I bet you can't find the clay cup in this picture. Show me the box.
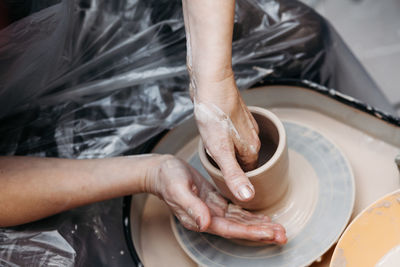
[198,106,289,210]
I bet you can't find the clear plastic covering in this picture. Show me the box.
[0,0,396,266]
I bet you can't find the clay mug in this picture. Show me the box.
[198,106,289,210]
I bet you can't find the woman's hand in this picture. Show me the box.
[0,154,286,244]
[0,153,282,243]
[192,73,261,203]
[182,0,260,202]
[145,155,287,244]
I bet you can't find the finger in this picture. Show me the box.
[231,127,260,172]
[171,182,211,232]
[204,190,228,217]
[185,162,215,194]
[212,149,255,202]
[224,213,268,225]
[225,204,271,224]
[227,204,266,220]
[173,209,198,231]
[239,98,259,134]
[208,217,282,243]
[186,165,228,216]
[230,111,260,172]
[268,223,287,245]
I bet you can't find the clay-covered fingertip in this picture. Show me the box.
[274,232,288,245]
[196,215,210,232]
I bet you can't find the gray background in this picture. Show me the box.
[302,0,400,115]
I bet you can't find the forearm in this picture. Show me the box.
[182,1,260,197]
[0,155,162,227]
[182,0,235,88]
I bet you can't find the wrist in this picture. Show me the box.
[192,75,241,118]
[192,71,238,101]
[191,64,234,85]
[191,62,233,82]
[142,154,175,196]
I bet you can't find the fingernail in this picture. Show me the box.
[196,216,202,230]
[238,185,254,200]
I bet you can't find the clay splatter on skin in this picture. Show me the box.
[187,208,193,217]
[186,31,193,71]
[194,99,240,139]
[194,99,257,159]
[205,191,226,211]
[177,212,198,230]
[249,144,258,155]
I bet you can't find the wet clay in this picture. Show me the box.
[199,106,289,210]
[253,112,279,167]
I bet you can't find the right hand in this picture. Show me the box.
[192,72,261,202]
[182,0,259,203]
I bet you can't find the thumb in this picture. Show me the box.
[174,183,211,232]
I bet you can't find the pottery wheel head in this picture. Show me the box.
[170,121,355,267]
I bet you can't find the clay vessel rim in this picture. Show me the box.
[198,106,287,179]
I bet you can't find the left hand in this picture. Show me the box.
[145,155,287,244]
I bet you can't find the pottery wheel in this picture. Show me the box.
[139,121,355,267]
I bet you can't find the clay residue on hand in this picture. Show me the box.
[193,98,257,167]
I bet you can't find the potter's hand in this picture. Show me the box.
[193,74,260,202]
[182,0,260,202]
[146,155,286,244]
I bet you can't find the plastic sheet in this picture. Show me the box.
[0,0,397,266]
[0,230,76,267]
